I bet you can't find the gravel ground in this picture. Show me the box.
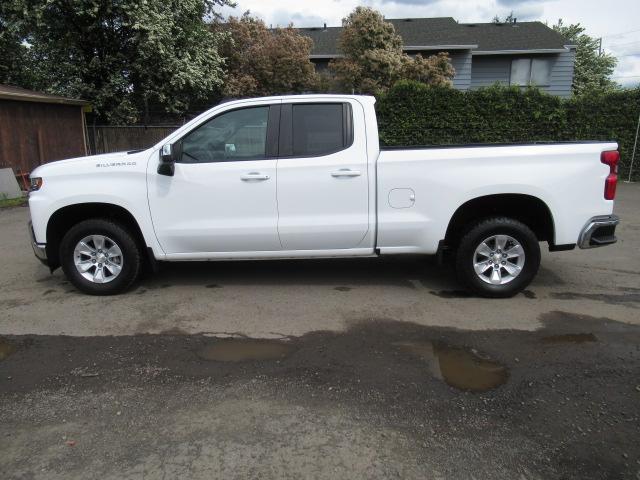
[0,183,639,479]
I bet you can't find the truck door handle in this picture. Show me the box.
[331,169,361,178]
[240,172,270,181]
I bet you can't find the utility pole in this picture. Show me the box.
[598,37,602,56]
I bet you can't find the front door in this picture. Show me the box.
[148,103,281,255]
[276,101,370,250]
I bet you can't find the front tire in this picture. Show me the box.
[455,217,540,298]
[60,219,141,295]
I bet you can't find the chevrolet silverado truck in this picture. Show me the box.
[28,94,620,297]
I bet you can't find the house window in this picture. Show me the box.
[530,58,552,85]
[510,59,531,85]
[510,58,553,86]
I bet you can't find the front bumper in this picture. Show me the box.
[28,221,48,265]
[577,215,620,249]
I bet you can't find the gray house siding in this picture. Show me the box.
[544,48,575,98]
[470,50,575,97]
[469,56,512,89]
[449,51,472,90]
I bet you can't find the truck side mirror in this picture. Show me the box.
[158,143,179,176]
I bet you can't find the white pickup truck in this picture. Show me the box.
[28,94,620,297]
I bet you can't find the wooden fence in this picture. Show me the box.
[88,125,179,154]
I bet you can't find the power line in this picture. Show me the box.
[612,75,640,79]
[607,40,640,48]
[601,28,640,39]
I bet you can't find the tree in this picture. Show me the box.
[218,13,318,97]
[492,12,516,24]
[0,3,33,87]
[553,20,618,96]
[399,52,456,87]
[2,0,232,124]
[329,7,454,94]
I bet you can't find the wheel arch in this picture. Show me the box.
[444,193,556,248]
[45,202,149,271]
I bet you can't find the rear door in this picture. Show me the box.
[275,100,370,250]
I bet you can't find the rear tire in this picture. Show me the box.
[60,219,141,295]
[454,217,540,298]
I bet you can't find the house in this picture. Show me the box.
[299,17,576,97]
[0,85,90,174]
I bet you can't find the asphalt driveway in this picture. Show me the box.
[0,184,639,479]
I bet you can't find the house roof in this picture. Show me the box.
[457,21,573,53]
[0,84,89,106]
[299,17,573,56]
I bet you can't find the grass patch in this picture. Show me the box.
[0,196,27,208]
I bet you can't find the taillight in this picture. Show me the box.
[601,150,619,200]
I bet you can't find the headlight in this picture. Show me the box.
[30,177,43,191]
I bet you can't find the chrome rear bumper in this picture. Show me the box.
[577,215,619,249]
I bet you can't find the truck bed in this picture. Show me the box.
[375,141,617,254]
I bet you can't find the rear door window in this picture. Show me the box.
[279,103,353,157]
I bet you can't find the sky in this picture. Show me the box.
[219,0,640,87]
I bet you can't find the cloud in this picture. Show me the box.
[602,28,640,87]
[606,43,640,87]
[507,5,545,20]
[495,0,544,5]
[377,0,440,5]
[226,1,351,27]
[613,55,640,86]
[271,10,326,27]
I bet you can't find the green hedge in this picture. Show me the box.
[376,81,640,181]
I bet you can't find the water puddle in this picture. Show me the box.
[542,333,597,344]
[197,339,294,362]
[395,341,508,392]
[0,337,16,361]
